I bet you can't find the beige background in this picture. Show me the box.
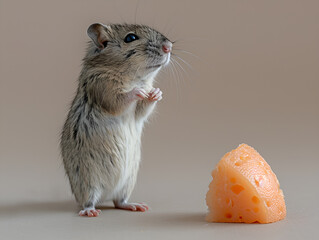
[0,0,318,239]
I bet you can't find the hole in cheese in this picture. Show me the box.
[254,179,260,187]
[235,161,242,166]
[231,184,244,195]
[252,196,260,204]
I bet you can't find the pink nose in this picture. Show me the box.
[162,42,172,53]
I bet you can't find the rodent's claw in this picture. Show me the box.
[148,88,162,102]
[131,88,149,100]
[79,208,101,217]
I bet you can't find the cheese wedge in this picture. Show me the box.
[206,144,286,223]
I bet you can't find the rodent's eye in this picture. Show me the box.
[124,33,139,43]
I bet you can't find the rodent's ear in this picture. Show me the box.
[87,23,110,49]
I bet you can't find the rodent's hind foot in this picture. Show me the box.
[114,201,149,212]
[78,208,101,217]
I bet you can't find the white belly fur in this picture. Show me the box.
[102,106,144,201]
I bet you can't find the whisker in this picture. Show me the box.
[173,49,201,60]
[166,62,176,90]
[173,57,193,84]
[172,59,182,82]
[134,0,140,24]
[169,58,182,101]
[172,61,181,101]
[173,38,209,44]
[171,57,188,78]
[172,53,193,71]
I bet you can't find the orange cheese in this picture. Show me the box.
[206,144,286,223]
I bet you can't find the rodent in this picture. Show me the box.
[60,23,172,217]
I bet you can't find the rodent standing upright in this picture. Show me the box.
[60,23,172,217]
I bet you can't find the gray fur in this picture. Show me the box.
[60,23,171,212]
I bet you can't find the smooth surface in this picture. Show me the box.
[0,0,318,239]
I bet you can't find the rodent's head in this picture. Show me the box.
[85,23,172,80]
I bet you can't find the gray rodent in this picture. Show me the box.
[60,23,172,217]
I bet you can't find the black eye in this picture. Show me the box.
[102,41,108,48]
[124,33,139,43]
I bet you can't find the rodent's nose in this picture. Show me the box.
[162,42,172,53]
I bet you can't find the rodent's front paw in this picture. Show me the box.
[148,88,162,102]
[130,88,149,100]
